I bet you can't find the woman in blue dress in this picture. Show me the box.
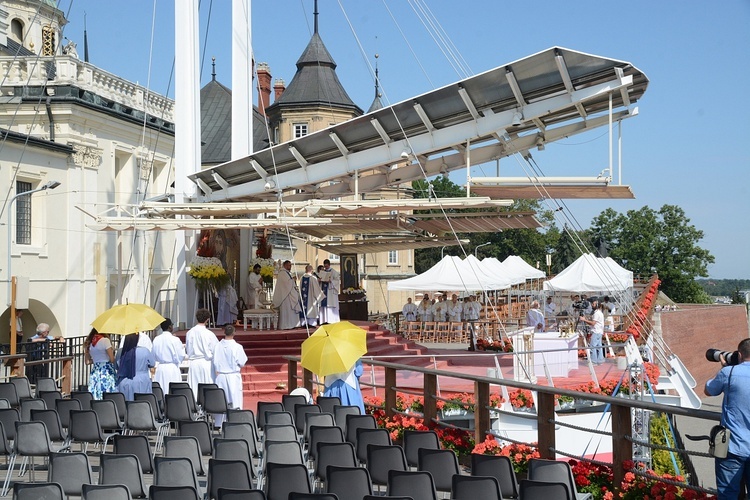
[324,359,364,413]
[116,333,156,400]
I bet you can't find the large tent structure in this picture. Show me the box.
[387,255,514,292]
[543,253,633,292]
[502,255,546,280]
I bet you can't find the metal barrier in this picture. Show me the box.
[285,355,720,495]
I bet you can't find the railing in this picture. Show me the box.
[284,355,720,495]
[1,335,123,392]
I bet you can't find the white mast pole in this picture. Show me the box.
[175,0,201,328]
[233,0,253,298]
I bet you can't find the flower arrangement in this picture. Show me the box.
[255,233,272,259]
[476,338,514,352]
[619,461,715,500]
[472,436,540,474]
[188,256,230,291]
[342,287,366,295]
[508,389,535,409]
[625,277,661,339]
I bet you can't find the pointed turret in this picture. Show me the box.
[367,53,384,113]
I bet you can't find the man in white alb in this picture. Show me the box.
[544,296,557,319]
[212,324,247,427]
[526,300,545,332]
[273,260,302,330]
[417,294,433,322]
[463,296,481,350]
[446,294,463,323]
[432,294,447,322]
[299,265,323,326]
[247,264,264,309]
[152,318,186,393]
[186,308,218,396]
[318,259,341,324]
[402,297,417,321]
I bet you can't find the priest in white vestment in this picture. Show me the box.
[526,300,545,332]
[212,324,248,427]
[446,294,463,323]
[416,294,434,322]
[273,260,301,330]
[299,265,323,326]
[152,318,186,393]
[318,259,340,324]
[186,308,218,396]
[247,264,264,309]
[402,298,417,321]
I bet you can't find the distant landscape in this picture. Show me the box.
[698,279,750,299]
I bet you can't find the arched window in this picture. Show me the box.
[10,19,24,42]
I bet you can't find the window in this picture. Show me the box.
[15,181,32,245]
[293,123,308,138]
[388,250,398,265]
[10,19,23,42]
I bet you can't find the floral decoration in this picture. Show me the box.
[625,277,661,339]
[471,436,540,474]
[476,338,514,352]
[342,287,366,295]
[255,233,273,258]
[188,256,230,291]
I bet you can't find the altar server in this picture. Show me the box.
[247,264,264,309]
[318,259,341,324]
[186,308,218,396]
[212,324,248,427]
[152,318,186,393]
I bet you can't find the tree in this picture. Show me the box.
[552,225,581,273]
[589,205,715,303]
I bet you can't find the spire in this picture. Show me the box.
[367,53,384,113]
[211,57,216,81]
[83,12,89,62]
[314,0,319,34]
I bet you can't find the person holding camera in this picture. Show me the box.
[704,338,750,499]
[578,299,605,365]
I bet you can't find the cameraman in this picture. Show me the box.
[578,299,605,365]
[704,338,750,499]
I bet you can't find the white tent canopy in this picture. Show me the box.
[388,255,514,291]
[502,255,546,280]
[481,257,527,285]
[543,253,633,292]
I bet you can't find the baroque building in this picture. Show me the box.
[0,0,177,341]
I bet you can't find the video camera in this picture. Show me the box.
[706,348,741,366]
[572,299,590,311]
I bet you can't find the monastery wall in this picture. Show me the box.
[659,304,749,389]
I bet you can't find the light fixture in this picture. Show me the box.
[511,111,523,127]
[400,146,413,159]
[264,179,276,191]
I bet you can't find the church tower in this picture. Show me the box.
[265,0,362,145]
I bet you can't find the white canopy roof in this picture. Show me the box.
[480,257,527,285]
[387,255,514,292]
[502,255,546,280]
[543,253,633,292]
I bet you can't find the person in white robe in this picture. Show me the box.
[299,265,323,326]
[212,324,247,427]
[446,294,463,323]
[318,259,340,324]
[416,294,434,322]
[526,300,545,332]
[247,264,264,309]
[217,283,239,326]
[152,318,186,393]
[544,297,557,319]
[463,296,481,350]
[402,298,417,321]
[432,295,447,322]
[273,260,301,330]
[186,308,218,397]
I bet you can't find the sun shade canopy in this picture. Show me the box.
[189,47,648,201]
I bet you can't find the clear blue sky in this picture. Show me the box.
[59,0,750,279]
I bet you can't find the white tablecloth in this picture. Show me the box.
[532,332,578,377]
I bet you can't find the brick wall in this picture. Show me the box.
[660,304,749,389]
